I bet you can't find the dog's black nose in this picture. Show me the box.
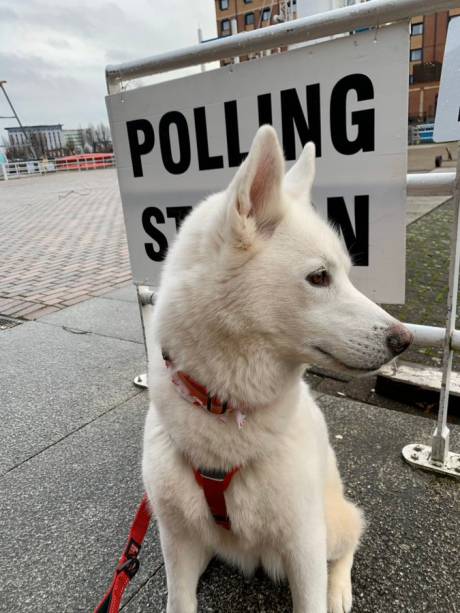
[386,324,413,356]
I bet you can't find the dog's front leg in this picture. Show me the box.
[159,520,212,613]
[282,517,328,613]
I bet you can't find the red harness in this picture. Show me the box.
[164,349,240,528]
[194,465,239,530]
[94,357,239,612]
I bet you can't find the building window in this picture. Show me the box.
[244,0,252,3]
[220,0,229,9]
[409,74,414,84]
[245,12,255,25]
[221,19,230,34]
[262,7,271,21]
[411,23,423,36]
[410,48,422,61]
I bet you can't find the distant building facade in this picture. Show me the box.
[63,128,85,151]
[6,124,64,157]
[409,10,460,123]
[215,0,297,64]
[214,1,460,127]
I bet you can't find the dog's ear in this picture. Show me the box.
[226,125,285,245]
[284,141,316,200]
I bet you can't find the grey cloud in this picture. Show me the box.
[47,38,72,50]
[0,0,217,137]
[0,6,18,22]
[105,49,132,64]
[0,52,105,129]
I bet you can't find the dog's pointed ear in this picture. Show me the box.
[284,141,316,199]
[226,125,285,246]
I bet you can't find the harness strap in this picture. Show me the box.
[94,494,151,613]
[194,466,239,530]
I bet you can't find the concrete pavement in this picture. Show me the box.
[1,287,459,613]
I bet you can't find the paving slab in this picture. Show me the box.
[406,195,449,225]
[0,169,132,319]
[123,397,460,613]
[101,284,138,303]
[40,296,144,343]
[0,393,163,613]
[0,320,145,475]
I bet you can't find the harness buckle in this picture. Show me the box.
[198,466,228,481]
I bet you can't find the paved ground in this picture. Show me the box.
[408,142,457,172]
[0,169,131,319]
[1,289,458,613]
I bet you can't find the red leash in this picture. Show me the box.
[95,356,243,611]
[94,467,238,612]
[94,494,152,613]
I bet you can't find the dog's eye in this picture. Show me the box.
[306,269,330,287]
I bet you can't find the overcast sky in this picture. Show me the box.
[0,0,217,140]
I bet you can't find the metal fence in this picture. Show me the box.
[408,123,435,145]
[0,154,115,180]
[107,0,460,478]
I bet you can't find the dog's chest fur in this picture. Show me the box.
[143,347,328,558]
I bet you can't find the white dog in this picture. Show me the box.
[142,125,412,613]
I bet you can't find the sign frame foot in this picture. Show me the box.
[133,373,148,389]
[402,443,460,479]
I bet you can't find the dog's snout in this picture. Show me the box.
[386,324,413,356]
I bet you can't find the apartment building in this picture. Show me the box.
[214,1,460,125]
[409,9,460,123]
[63,128,85,151]
[215,0,297,63]
[6,124,64,157]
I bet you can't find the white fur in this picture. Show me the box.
[143,126,407,613]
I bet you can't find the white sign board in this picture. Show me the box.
[107,23,408,303]
[433,17,460,143]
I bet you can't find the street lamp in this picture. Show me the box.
[0,80,37,159]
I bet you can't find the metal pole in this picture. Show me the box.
[432,143,460,463]
[402,146,460,479]
[406,172,456,196]
[197,28,206,72]
[133,286,156,390]
[0,81,37,159]
[106,0,460,92]
[405,323,460,350]
[230,19,239,63]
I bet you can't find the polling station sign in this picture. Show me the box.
[107,22,408,303]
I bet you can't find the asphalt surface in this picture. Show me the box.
[1,288,459,613]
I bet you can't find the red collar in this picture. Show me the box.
[162,350,230,415]
[163,351,247,428]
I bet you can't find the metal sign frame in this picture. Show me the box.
[106,0,460,479]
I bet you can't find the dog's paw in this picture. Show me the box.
[327,581,352,613]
